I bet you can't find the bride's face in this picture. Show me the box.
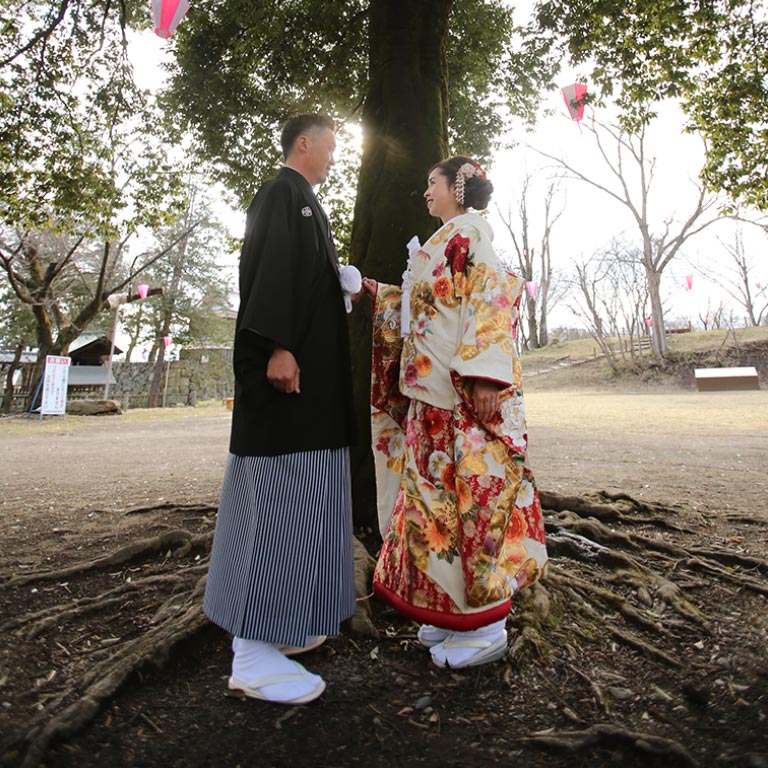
[424,170,459,222]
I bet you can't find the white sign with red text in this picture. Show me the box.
[41,355,71,415]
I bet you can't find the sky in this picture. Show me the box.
[127,16,767,336]
[486,96,767,328]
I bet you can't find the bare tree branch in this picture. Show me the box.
[0,0,72,69]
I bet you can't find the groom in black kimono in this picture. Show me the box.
[230,115,356,454]
[204,114,358,705]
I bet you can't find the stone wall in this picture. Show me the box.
[111,354,234,410]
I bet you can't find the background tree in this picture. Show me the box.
[0,0,189,402]
[570,240,651,370]
[126,187,234,407]
[536,118,721,358]
[163,0,553,521]
[697,299,726,331]
[701,228,768,327]
[531,0,768,209]
[496,169,565,348]
[0,286,37,413]
[0,225,191,406]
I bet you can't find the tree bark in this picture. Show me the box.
[1,343,23,414]
[526,294,539,348]
[124,303,145,362]
[348,0,453,528]
[646,264,667,358]
[148,338,168,408]
[149,230,189,407]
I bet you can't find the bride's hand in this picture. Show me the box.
[361,277,378,298]
[472,378,500,422]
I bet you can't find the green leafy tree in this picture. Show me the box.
[531,0,768,209]
[0,286,36,412]
[0,0,189,401]
[162,0,554,517]
[118,185,235,406]
[0,286,35,349]
[163,1,547,204]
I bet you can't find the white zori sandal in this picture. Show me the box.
[429,619,508,669]
[275,635,327,657]
[417,625,450,648]
[228,664,326,705]
[229,637,325,704]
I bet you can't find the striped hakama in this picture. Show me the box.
[203,447,356,647]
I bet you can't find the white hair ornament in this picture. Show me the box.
[454,161,487,206]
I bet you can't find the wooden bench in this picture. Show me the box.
[694,366,760,392]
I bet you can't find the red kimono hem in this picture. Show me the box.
[373,582,511,631]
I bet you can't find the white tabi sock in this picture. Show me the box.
[417,624,450,647]
[429,618,508,668]
[231,637,324,703]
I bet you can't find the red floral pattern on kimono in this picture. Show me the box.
[370,213,548,631]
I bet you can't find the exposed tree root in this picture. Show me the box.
[677,556,768,596]
[18,579,208,768]
[607,626,683,669]
[2,492,766,767]
[547,568,668,634]
[546,530,705,627]
[565,662,610,714]
[0,530,213,590]
[121,502,218,517]
[2,568,208,639]
[521,722,700,766]
[685,547,768,575]
[540,490,689,530]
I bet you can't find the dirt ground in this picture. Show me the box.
[1,391,767,768]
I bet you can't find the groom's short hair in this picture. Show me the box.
[281,114,335,159]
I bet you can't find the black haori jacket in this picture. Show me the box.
[229,167,357,456]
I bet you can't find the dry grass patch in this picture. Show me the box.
[522,326,768,366]
[0,405,228,437]
[525,389,768,435]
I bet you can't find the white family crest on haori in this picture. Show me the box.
[301,206,313,217]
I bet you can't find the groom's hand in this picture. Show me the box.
[267,347,301,394]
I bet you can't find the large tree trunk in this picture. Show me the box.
[646,266,667,358]
[539,285,550,346]
[149,231,188,407]
[348,0,453,529]
[148,341,167,408]
[25,303,55,411]
[526,295,540,348]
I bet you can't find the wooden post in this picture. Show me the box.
[162,359,171,408]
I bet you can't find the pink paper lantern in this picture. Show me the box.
[645,317,653,328]
[163,335,172,348]
[137,283,149,299]
[152,0,190,39]
[525,281,539,299]
[561,83,588,122]
[684,274,693,291]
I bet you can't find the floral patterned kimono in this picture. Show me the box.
[371,212,548,631]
